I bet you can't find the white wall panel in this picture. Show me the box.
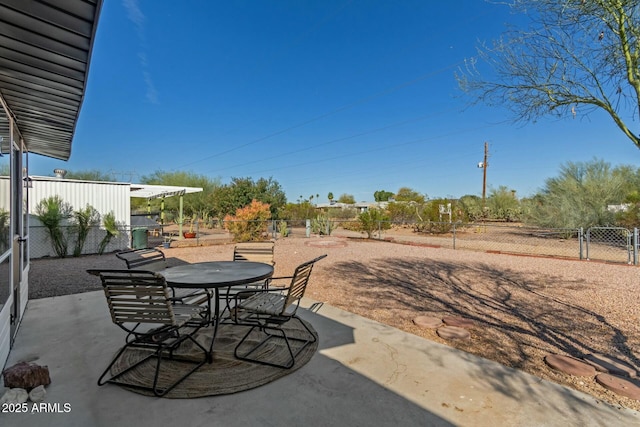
[28,178,130,225]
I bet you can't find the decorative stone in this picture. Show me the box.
[583,353,637,378]
[28,385,46,403]
[2,361,51,390]
[0,388,29,404]
[413,316,443,329]
[436,326,471,340]
[442,316,475,328]
[544,354,597,377]
[596,373,640,401]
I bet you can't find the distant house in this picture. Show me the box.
[607,204,631,213]
[315,201,388,214]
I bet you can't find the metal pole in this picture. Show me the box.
[634,228,638,265]
[482,142,488,213]
[579,227,583,260]
[453,223,456,249]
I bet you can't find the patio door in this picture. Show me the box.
[9,142,23,342]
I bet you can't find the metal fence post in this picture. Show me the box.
[578,227,583,260]
[453,223,456,249]
[635,228,639,265]
[305,219,311,238]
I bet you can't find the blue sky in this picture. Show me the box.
[29,0,640,202]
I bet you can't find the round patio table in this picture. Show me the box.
[162,261,274,361]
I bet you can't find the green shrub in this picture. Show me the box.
[71,204,100,257]
[98,211,120,255]
[278,220,289,237]
[358,208,391,238]
[311,214,335,235]
[35,196,72,258]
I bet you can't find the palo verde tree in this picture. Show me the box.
[457,0,640,149]
[523,159,629,228]
[211,177,286,219]
[337,193,356,204]
[374,190,394,202]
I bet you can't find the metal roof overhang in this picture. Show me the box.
[0,0,104,160]
[129,184,204,200]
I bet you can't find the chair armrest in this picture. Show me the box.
[265,276,293,289]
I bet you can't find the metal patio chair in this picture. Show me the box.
[231,254,327,369]
[116,248,211,307]
[220,242,276,316]
[93,269,209,396]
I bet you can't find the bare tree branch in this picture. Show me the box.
[457,0,640,149]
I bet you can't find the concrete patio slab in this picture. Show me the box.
[1,291,639,427]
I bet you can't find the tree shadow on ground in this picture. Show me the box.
[329,257,639,400]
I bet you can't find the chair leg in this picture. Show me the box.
[233,316,316,369]
[97,343,155,387]
[98,335,209,396]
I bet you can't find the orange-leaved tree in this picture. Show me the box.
[224,199,271,242]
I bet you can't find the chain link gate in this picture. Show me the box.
[585,227,633,264]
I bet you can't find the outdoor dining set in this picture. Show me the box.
[87,242,327,397]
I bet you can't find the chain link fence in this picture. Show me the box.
[29,225,135,258]
[26,219,640,265]
[585,226,635,264]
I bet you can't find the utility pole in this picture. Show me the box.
[477,142,489,215]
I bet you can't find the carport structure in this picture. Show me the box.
[129,184,204,238]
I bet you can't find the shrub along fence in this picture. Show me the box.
[270,220,639,266]
[27,219,640,266]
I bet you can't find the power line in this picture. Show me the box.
[174,61,463,170]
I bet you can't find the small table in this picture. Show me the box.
[161,261,274,360]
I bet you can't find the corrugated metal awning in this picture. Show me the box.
[0,0,104,160]
[130,184,204,200]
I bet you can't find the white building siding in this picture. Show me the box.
[28,178,130,225]
[27,177,131,258]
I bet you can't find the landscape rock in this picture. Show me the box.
[583,353,637,378]
[544,354,597,377]
[2,361,51,390]
[413,316,443,329]
[29,385,46,403]
[442,316,475,328]
[436,326,471,340]
[0,388,29,404]
[596,373,640,400]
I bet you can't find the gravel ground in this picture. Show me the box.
[28,236,640,411]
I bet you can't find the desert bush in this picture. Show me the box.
[278,202,316,221]
[98,211,121,255]
[387,202,421,223]
[278,220,289,237]
[326,207,357,220]
[414,221,454,234]
[71,204,100,257]
[358,208,391,238]
[311,214,336,235]
[35,196,73,258]
[224,200,271,242]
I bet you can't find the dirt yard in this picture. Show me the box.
[27,235,640,411]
